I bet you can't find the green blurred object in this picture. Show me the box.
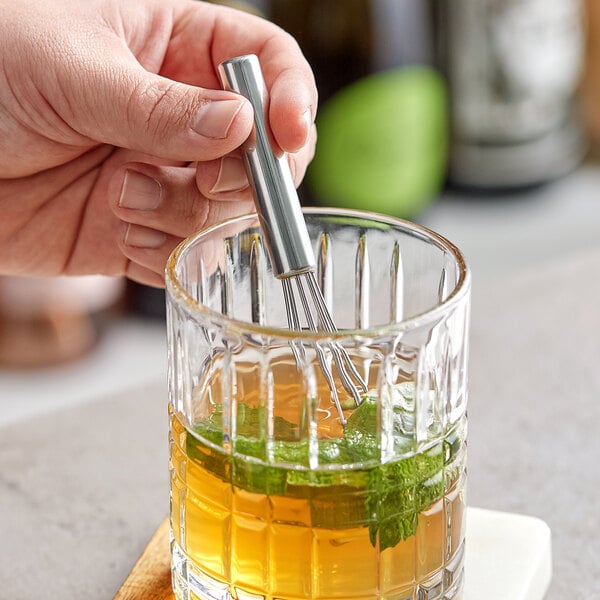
[308,66,448,219]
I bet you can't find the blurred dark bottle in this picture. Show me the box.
[255,0,448,219]
[125,280,166,321]
[434,0,586,190]
[267,0,435,103]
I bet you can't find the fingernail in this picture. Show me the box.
[193,100,245,139]
[210,157,249,193]
[119,170,162,210]
[124,224,166,248]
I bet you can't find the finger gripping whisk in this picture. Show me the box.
[218,54,367,423]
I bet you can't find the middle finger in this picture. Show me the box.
[109,162,254,239]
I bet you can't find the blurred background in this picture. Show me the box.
[1,0,599,425]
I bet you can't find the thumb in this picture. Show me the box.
[63,58,254,162]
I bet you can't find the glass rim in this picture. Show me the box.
[165,207,471,340]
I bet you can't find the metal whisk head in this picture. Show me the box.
[282,271,368,422]
[218,55,367,423]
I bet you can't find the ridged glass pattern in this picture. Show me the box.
[166,209,470,600]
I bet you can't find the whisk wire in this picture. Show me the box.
[306,273,368,397]
[282,278,306,366]
[298,273,368,414]
[293,276,347,422]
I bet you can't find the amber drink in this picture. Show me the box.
[166,209,470,600]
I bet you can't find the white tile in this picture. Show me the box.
[465,508,552,600]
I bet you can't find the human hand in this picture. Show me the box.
[0,0,317,286]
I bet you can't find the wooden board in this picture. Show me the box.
[114,518,174,600]
[115,509,552,600]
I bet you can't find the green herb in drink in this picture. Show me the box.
[187,388,456,550]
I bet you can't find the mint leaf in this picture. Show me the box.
[232,456,287,496]
[186,394,452,550]
[362,432,444,551]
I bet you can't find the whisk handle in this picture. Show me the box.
[218,54,315,278]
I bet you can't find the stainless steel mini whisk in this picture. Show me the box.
[218,54,367,423]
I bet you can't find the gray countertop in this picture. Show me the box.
[466,248,600,599]
[1,167,600,599]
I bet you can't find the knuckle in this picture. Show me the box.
[127,79,191,142]
[190,195,211,232]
